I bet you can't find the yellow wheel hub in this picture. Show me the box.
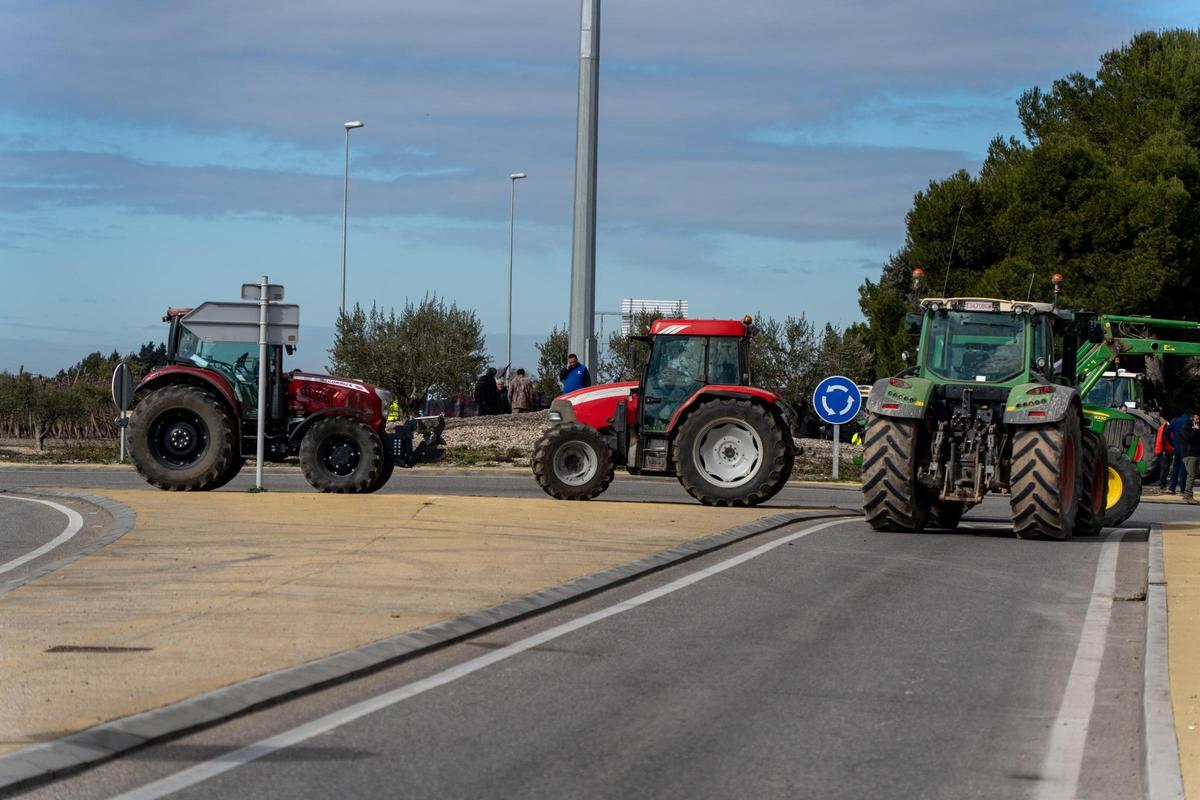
[1106,466,1124,510]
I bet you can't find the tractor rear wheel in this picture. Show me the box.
[1073,431,1108,537]
[299,416,384,493]
[1009,413,1082,540]
[674,399,791,507]
[1104,446,1142,528]
[128,385,237,491]
[929,501,964,530]
[531,422,615,500]
[862,416,929,532]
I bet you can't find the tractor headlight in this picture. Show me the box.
[548,410,562,422]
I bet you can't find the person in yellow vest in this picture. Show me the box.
[387,400,401,423]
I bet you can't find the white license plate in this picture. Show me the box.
[962,301,995,311]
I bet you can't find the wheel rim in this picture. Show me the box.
[1106,466,1124,510]
[692,418,763,487]
[320,436,362,477]
[149,410,210,468]
[553,441,598,487]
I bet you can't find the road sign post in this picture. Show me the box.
[110,363,134,464]
[811,375,863,480]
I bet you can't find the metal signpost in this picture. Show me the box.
[811,375,863,480]
[110,363,134,463]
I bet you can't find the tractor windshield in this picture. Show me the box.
[176,328,264,414]
[924,311,1026,383]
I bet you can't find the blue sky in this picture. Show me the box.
[1,1,1195,375]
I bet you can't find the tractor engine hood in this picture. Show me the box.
[549,382,639,429]
[287,371,387,427]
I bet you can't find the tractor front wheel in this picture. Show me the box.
[1009,414,1082,540]
[1073,431,1108,537]
[862,416,929,531]
[1104,446,1142,528]
[128,386,237,491]
[674,399,791,507]
[299,416,384,493]
[531,423,615,500]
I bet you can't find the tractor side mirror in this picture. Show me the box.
[904,312,922,336]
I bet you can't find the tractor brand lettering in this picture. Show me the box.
[567,386,634,406]
[292,375,371,393]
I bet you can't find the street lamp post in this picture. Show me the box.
[507,172,527,378]
[340,120,365,317]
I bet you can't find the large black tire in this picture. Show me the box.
[128,386,237,491]
[299,416,384,493]
[1009,413,1082,540]
[531,422,615,500]
[674,399,792,507]
[929,501,964,530]
[208,457,247,491]
[1104,446,1142,528]
[362,453,395,494]
[1073,431,1108,537]
[862,416,929,532]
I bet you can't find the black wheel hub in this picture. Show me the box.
[150,411,210,468]
[321,437,361,476]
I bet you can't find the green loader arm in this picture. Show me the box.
[1075,315,1200,398]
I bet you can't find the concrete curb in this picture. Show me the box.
[1143,522,1186,799]
[0,490,137,596]
[0,506,856,794]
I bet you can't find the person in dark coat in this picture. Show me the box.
[1167,412,1190,493]
[1183,412,1200,504]
[474,367,500,415]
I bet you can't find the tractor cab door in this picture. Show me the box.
[641,336,708,433]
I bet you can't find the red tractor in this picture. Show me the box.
[532,317,796,506]
[127,305,443,493]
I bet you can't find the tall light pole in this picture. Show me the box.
[507,172,527,378]
[340,120,364,317]
[569,0,600,370]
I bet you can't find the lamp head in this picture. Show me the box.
[344,121,364,130]
[510,172,527,180]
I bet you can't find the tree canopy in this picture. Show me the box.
[859,29,1200,382]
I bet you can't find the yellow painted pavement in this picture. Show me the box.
[0,490,787,754]
[1165,521,1200,797]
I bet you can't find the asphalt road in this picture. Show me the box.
[0,465,1188,799]
[16,515,1150,800]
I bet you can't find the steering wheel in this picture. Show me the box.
[234,353,254,382]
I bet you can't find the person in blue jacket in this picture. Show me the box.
[1167,412,1191,493]
[559,353,591,394]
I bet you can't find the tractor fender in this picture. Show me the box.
[288,407,379,449]
[666,386,794,434]
[136,366,241,417]
[865,377,933,420]
[1003,384,1080,425]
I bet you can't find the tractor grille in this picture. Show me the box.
[299,383,336,404]
[1102,419,1134,451]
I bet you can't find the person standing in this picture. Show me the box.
[1155,418,1174,491]
[1167,412,1190,493]
[1183,413,1200,504]
[474,367,500,415]
[559,353,591,394]
[508,368,534,413]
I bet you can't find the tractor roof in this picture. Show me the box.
[920,297,1055,314]
[649,319,747,337]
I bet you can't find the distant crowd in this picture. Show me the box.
[1156,412,1200,503]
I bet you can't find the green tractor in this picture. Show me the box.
[863,272,1200,538]
[862,293,1100,538]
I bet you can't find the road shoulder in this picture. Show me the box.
[1163,520,1200,797]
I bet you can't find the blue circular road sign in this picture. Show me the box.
[812,375,863,425]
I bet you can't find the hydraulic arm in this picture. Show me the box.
[1075,315,1200,398]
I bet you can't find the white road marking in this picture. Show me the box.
[1034,528,1130,800]
[113,516,858,800]
[0,495,84,576]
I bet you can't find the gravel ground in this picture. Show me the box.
[442,411,862,479]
